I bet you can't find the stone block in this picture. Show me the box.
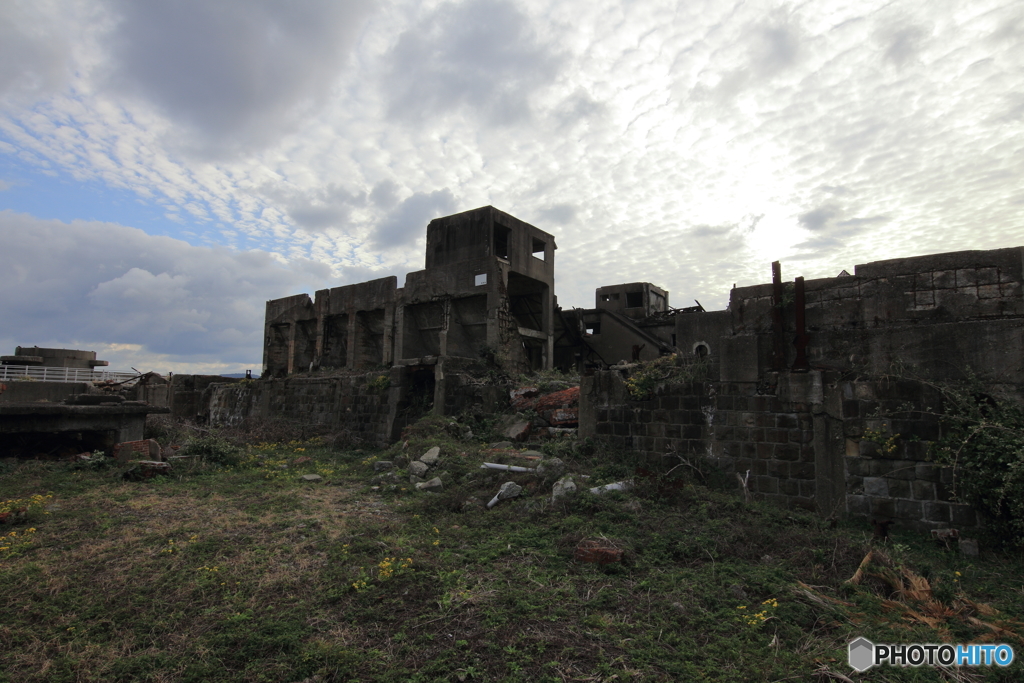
[869,498,896,518]
[863,477,888,497]
[950,505,977,527]
[778,479,799,496]
[845,456,867,477]
[912,480,935,501]
[922,502,949,523]
[895,493,923,518]
[932,270,954,289]
[790,462,815,480]
[754,476,778,494]
[886,479,910,498]
[887,461,917,480]
[776,445,800,462]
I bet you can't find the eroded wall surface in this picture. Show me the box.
[583,246,1024,532]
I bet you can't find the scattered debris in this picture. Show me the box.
[409,461,429,478]
[510,386,580,427]
[735,469,751,504]
[505,421,531,442]
[588,480,632,495]
[415,477,443,493]
[373,460,393,472]
[551,475,577,502]
[574,539,624,564]
[480,462,534,473]
[122,460,171,481]
[419,447,440,466]
[959,537,980,557]
[487,481,522,509]
[930,527,959,549]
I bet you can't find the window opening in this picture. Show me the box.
[585,322,601,335]
[474,273,487,286]
[625,291,643,308]
[494,226,510,259]
[531,238,546,261]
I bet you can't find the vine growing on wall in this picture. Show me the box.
[874,360,1024,546]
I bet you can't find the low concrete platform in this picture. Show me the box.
[0,402,169,455]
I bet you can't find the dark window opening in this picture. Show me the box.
[695,343,709,358]
[532,238,546,261]
[626,291,643,308]
[494,226,511,259]
[585,322,601,335]
[671,334,677,346]
[599,294,610,302]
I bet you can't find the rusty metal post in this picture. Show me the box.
[771,261,785,370]
[793,276,810,372]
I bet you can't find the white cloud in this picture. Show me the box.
[0,0,1021,356]
[0,211,333,372]
[104,0,375,154]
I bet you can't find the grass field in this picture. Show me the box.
[2,417,1023,682]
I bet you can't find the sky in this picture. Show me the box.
[1,0,1022,375]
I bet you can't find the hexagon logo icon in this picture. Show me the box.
[848,637,875,672]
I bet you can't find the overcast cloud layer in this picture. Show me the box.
[1,0,1022,373]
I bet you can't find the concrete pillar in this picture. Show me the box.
[346,311,357,368]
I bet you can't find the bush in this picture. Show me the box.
[934,385,1024,547]
[180,434,240,466]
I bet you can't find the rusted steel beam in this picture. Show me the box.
[771,261,785,371]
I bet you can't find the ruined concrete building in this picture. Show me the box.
[241,208,1024,533]
[264,206,557,377]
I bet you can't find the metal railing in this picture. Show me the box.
[0,365,143,385]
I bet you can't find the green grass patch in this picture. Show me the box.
[1,420,1023,681]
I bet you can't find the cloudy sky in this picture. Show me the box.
[2,0,1022,374]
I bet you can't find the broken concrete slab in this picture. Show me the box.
[415,477,443,493]
[122,460,171,481]
[420,446,440,466]
[487,481,523,509]
[552,475,577,502]
[409,461,429,478]
[505,421,531,441]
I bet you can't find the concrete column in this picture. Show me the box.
[543,284,553,370]
[286,322,297,375]
[382,303,395,365]
[346,311,357,368]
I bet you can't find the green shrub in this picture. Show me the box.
[180,434,240,466]
[934,386,1024,547]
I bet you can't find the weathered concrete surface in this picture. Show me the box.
[583,246,1024,533]
[0,402,169,445]
[0,382,92,404]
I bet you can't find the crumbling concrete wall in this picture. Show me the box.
[209,372,392,447]
[583,246,1024,533]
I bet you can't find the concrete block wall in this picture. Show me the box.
[208,373,392,448]
[581,368,978,532]
[837,379,978,531]
[711,381,817,512]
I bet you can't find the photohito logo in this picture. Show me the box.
[849,637,1015,671]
